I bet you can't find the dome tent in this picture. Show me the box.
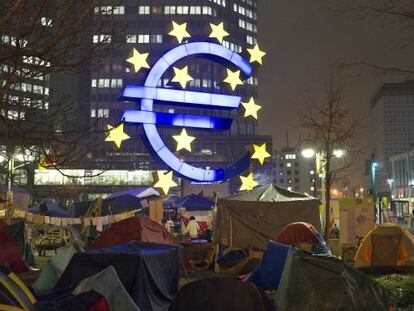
[354,223,414,272]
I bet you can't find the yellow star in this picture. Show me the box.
[153,171,177,195]
[173,128,195,152]
[224,69,244,91]
[37,158,46,172]
[241,98,262,119]
[127,48,149,73]
[252,143,271,165]
[209,22,229,44]
[172,66,193,88]
[169,21,190,44]
[105,124,130,149]
[239,173,258,191]
[247,44,266,65]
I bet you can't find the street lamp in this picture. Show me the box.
[371,161,379,224]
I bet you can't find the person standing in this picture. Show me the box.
[185,216,199,240]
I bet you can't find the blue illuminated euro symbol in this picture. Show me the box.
[120,42,253,182]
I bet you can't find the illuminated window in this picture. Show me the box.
[310,170,314,175]
[209,0,226,7]
[91,109,96,117]
[41,17,52,27]
[93,34,111,43]
[286,163,292,168]
[138,6,150,14]
[94,6,124,15]
[247,35,256,45]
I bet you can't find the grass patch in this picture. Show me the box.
[376,274,414,309]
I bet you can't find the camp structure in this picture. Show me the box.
[354,223,414,272]
[27,198,70,217]
[275,250,389,311]
[168,277,275,311]
[89,215,174,250]
[56,242,181,311]
[215,184,320,250]
[275,222,331,255]
[175,194,214,226]
[0,220,33,273]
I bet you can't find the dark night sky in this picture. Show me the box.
[255,0,414,186]
[257,0,414,153]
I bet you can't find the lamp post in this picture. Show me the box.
[371,161,378,224]
[301,146,345,236]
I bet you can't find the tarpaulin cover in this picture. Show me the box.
[56,242,181,311]
[275,222,331,255]
[0,221,31,272]
[106,188,160,200]
[174,194,213,211]
[33,246,78,293]
[90,216,175,250]
[0,231,28,273]
[28,198,70,217]
[168,277,275,311]
[275,251,390,311]
[215,184,320,250]
[247,241,290,290]
[73,266,140,311]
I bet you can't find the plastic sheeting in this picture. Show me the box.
[275,251,390,311]
[56,242,181,311]
[73,266,140,311]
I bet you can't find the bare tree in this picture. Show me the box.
[0,0,122,209]
[300,69,360,240]
[336,0,414,75]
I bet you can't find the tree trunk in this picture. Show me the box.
[324,160,332,241]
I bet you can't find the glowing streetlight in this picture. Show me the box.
[301,148,316,159]
[333,149,345,158]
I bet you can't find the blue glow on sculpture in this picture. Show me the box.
[120,42,253,182]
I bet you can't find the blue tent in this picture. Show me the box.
[175,194,214,211]
[27,198,70,217]
[247,241,293,290]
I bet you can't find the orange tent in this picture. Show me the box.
[354,223,414,272]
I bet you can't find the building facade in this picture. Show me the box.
[370,80,414,195]
[33,0,273,203]
[272,146,317,195]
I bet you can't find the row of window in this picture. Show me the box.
[94,6,125,15]
[222,40,242,53]
[126,34,162,44]
[164,6,214,15]
[91,108,109,118]
[285,154,296,159]
[0,65,47,81]
[9,82,49,95]
[1,35,27,47]
[233,3,256,20]
[6,95,49,110]
[91,79,123,88]
[93,34,111,44]
[240,0,256,7]
[239,19,257,33]
[209,0,226,7]
[0,110,25,120]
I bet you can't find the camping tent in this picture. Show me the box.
[354,223,414,272]
[89,216,175,250]
[56,242,181,311]
[175,194,214,211]
[275,222,331,255]
[215,184,320,250]
[27,198,70,217]
[275,251,389,310]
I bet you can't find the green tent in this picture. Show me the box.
[275,251,389,310]
[215,184,320,249]
[32,245,78,293]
